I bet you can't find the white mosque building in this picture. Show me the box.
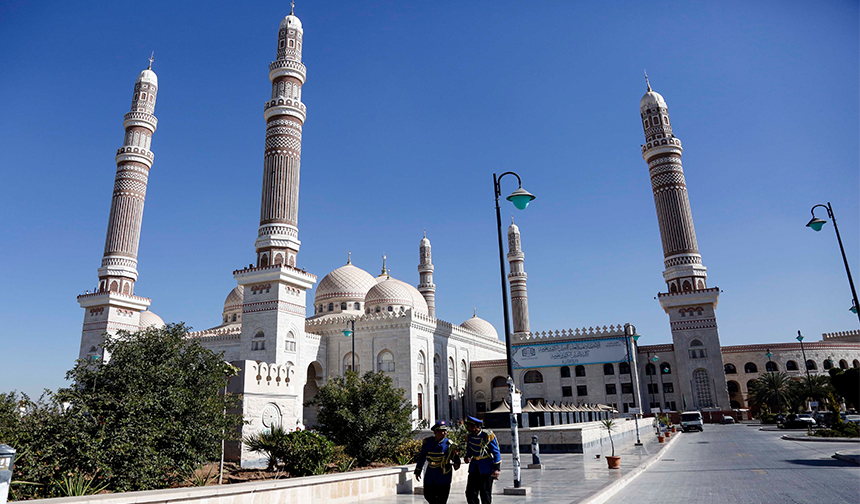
[76,7,860,466]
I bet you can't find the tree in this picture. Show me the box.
[747,372,792,414]
[4,323,243,497]
[829,367,860,409]
[308,370,414,465]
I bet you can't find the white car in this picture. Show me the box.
[795,413,816,426]
[844,414,860,425]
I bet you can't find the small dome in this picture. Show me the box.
[280,14,303,31]
[365,277,428,315]
[316,263,376,303]
[640,90,666,111]
[508,222,519,234]
[137,69,158,86]
[139,310,165,329]
[224,285,244,312]
[461,315,498,339]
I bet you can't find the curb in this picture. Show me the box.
[832,451,860,465]
[579,433,681,504]
[781,434,860,442]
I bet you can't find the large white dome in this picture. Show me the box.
[461,314,498,339]
[315,263,376,303]
[365,277,428,315]
[139,310,165,329]
[137,68,157,86]
[224,286,244,312]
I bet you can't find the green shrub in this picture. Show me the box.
[389,438,423,465]
[282,430,334,476]
[245,425,291,471]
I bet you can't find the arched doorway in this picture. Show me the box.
[303,362,323,428]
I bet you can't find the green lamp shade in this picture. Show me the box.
[632,334,641,342]
[850,305,858,314]
[766,352,772,358]
[506,187,536,210]
[342,330,353,338]
[796,334,804,342]
[806,217,826,232]
[652,356,658,362]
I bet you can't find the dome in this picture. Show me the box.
[508,221,519,234]
[280,14,303,30]
[137,68,158,86]
[365,277,428,315]
[315,263,376,303]
[461,315,498,339]
[224,285,244,312]
[640,90,666,111]
[139,310,165,329]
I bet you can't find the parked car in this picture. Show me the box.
[783,413,816,428]
[680,411,704,432]
[844,414,860,425]
[721,415,735,424]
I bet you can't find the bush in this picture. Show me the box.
[812,422,859,438]
[245,427,334,476]
[389,438,423,465]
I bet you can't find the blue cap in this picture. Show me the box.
[465,415,483,426]
[431,420,449,431]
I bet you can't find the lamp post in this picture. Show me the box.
[765,349,782,416]
[806,202,860,325]
[343,319,356,374]
[646,352,659,412]
[493,171,535,489]
[796,331,817,411]
[624,323,642,446]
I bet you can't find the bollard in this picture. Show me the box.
[527,436,542,469]
[0,444,16,504]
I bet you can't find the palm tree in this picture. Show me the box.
[796,375,836,409]
[748,372,791,414]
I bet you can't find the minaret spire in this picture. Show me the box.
[148,52,154,70]
[507,219,530,335]
[644,69,651,91]
[418,232,436,318]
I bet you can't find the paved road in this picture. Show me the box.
[613,424,860,504]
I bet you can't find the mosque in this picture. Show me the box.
[75,7,860,466]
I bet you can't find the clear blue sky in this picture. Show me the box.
[1,1,857,398]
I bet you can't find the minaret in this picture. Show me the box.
[254,2,307,269]
[507,218,530,335]
[640,76,729,412]
[77,59,158,361]
[418,232,436,317]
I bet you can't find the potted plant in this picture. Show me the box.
[601,419,621,469]
[654,415,665,443]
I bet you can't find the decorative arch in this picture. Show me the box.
[417,350,426,375]
[575,365,586,377]
[603,363,615,375]
[727,381,740,393]
[744,362,758,373]
[690,339,704,347]
[303,361,323,428]
[786,360,799,371]
[806,360,817,370]
[491,376,507,388]
[448,358,456,387]
[343,352,359,374]
[853,359,859,368]
[619,362,631,374]
[839,359,848,369]
[434,354,441,376]
[645,363,656,376]
[378,350,395,372]
[765,361,778,372]
[660,362,672,375]
[560,366,571,378]
[724,363,737,374]
[524,370,543,383]
[274,253,284,265]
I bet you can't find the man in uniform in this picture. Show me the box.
[463,415,501,504]
[414,420,461,504]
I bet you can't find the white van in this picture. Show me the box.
[680,411,704,432]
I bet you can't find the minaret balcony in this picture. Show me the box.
[123,111,157,132]
[641,138,683,157]
[264,100,306,122]
[115,148,154,168]
[269,60,307,84]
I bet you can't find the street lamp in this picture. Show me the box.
[646,353,659,412]
[493,171,535,489]
[343,319,356,374]
[806,202,860,325]
[765,349,782,416]
[624,323,643,446]
[796,331,817,411]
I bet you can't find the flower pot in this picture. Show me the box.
[665,431,671,438]
[671,426,677,432]
[606,455,621,469]
[657,435,665,443]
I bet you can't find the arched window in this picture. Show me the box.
[823,359,834,370]
[285,331,296,352]
[524,370,543,383]
[448,358,456,386]
[378,350,395,372]
[417,351,426,375]
[619,362,631,374]
[746,380,757,392]
[375,306,381,313]
[343,353,359,374]
[690,339,703,346]
[387,306,393,312]
[839,359,848,369]
[575,365,586,377]
[603,363,615,375]
[660,362,672,375]
[560,366,571,378]
[853,360,860,368]
[727,381,740,393]
[765,361,778,372]
[328,303,334,311]
[744,362,758,373]
[340,302,347,310]
[354,302,360,310]
[434,354,441,376]
[806,360,817,370]
[491,376,507,388]
[460,360,467,384]
[786,360,799,371]
[645,363,656,376]
[724,363,737,374]
[689,340,707,359]
[232,314,237,322]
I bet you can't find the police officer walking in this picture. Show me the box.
[414,420,461,504]
[463,415,501,504]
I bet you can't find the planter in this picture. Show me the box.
[671,426,677,433]
[665,431,671,438]
[606,455,621,469]
[657,435,665,443]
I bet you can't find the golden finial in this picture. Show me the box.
[148,52,154,70]
[347,250,351,264]
[381,254,387,275]
[290,1,295,15]
[644,69,651,92]
[423,229,426,238]
[473,308,477,317]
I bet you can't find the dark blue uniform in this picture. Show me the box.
[415,435,460,503]
[464,428,501,504]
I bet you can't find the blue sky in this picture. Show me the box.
[1,0,857,398]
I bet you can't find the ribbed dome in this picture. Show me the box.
[316,263,376,303]
[137,69,157,86]
[640,90,666,111]
[224,286,244,312]
[280,14,303,30]
[139,310,165,329]
[365,277,428,315]
[461,315,498,339]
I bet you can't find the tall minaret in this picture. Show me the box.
[77,59,158,361]
[254,2,307,269]
[418,232,436,317]
[507,218,530,335]
[640,76,729,412]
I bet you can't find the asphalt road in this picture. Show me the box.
[612,424,860,504]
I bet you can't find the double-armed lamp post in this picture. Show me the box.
[795,331,817,410]
[493,171,535,490]
[623,323,642,445]
[806,202,860,325]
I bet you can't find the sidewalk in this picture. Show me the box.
[366,430,680,504]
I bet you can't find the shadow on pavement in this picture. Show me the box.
[785,458,855,467]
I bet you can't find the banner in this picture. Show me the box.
[511,336,629,369]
